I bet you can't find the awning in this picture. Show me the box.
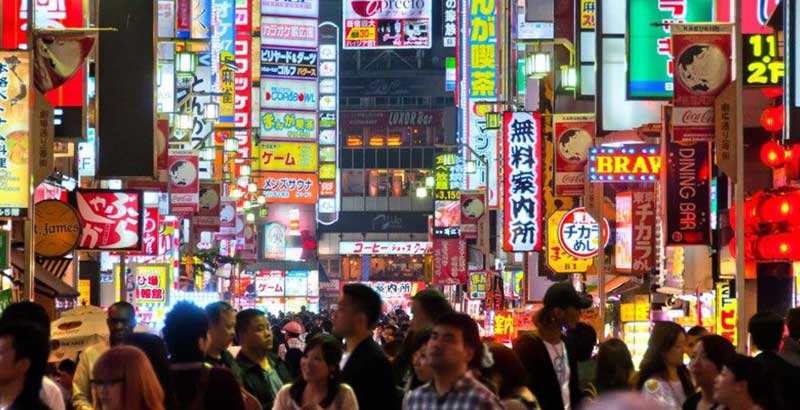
[10,252,79,298]
[590,275,634,297]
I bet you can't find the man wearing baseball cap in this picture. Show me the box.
[513,282,593,410]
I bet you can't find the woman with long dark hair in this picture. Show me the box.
[637,322,694,409]
[403,328,433,394]
[593,338,635,396]
[272,335,358,410]
[684,335,735,410]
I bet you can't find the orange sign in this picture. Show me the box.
[253,172,318,204]
[34,200,82,258]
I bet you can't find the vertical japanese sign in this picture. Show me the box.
[671,23,732,143]
[627,0,712,99]
[716,280,737,345]
[75,190,143,251]
[580,0,596,29]
[434,152,461,238]
[135,265,168,304]
[211,0,236,126]
[0,51,31,217]
[194,181,222,231]
[318,23,340,225]
[2,0,85,108]
[553,114,594,197]
[432,238,467,285]
[443,0,457,47]
[464,0,499,207]
[133,207,161,256]
[503,112,542,252]
[468,272,487,299]
[234,0,252,131]
[167,150,200,217]
[192,0,212,39]
[616,191,655,274]
[665,142,711,245]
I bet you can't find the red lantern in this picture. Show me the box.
[758,193,800,224]
[729,236,757,260]
[756,233,800,261]
[761,105,784,132]
[761,140,785,168]
[762,87,784,99]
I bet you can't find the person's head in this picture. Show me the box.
[333,284,382,337]
[290,335,344,408]
[786,308,800,340]
[124,332,173,404]
[283,321,304,340]
[594,339,635,393]
[382,324,398,344]
[107,302,136,346]
[427,313,482,374]
[689,334,735,391]
[56,359,77,389]
[714,354,768,409]
[205,302,236,355]
[538,282,592,330]
[408,329,433,388]
[638,321,692,395]
[410,289,453,332]
[382,340,403,361]
[236,309,272,358]
[685,326,709,358]
[748,311,784,352]
[91,346,165,410]
[163,301,209,363]
[566,322,597,362]
[0,302,51,336]
[485,343,528,399]
[0,322,49,407]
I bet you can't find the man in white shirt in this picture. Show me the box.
[513,282,592,410]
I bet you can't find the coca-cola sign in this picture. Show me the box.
[673,107,714,127]
[553,114,594,197]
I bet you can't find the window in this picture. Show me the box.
[342,170,365,196]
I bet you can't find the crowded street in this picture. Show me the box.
[0,0,795,409]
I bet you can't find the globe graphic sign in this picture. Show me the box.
[676,44,728,94]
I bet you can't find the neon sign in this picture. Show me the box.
[588,145,661,182]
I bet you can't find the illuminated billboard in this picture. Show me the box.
[588,145,662,182]
[342,0,432,49]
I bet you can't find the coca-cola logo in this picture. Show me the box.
[561,174,584,184]
[680,109,714,125]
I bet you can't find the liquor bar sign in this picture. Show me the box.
[503,112,542,252]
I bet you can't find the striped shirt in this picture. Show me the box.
[404,372,504,410]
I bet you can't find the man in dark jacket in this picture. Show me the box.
[780,308,800,368]
[513,282,591,410]
[236,308,291,410]
[749,311,800,410]
[334,283,401,410]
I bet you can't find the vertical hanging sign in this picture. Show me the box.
[553,114,594,196]
[317,22,340,225]
[665,142,711,245]
[503,112,543,252]
[671,23,732,143]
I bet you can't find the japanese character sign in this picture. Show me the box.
[547,210,594,273]
[432,238,467,285]
[503,112,542,252]
[491,311,515,341]
[615,191,656,274]
[0,51,31,216]
[254,172,318,204]
[134,264,168,304]
[75,190,143,251]
[339,241,432,255]
[255,270,285,297]
[557,207,610,259]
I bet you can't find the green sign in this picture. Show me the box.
[627,0,712,99]
[0,231,7,270]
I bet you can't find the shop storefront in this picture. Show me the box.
[339,241,432,281]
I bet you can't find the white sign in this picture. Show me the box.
[342,0,432,49]
[443,0,456,47]
[261,0,319,18]
[260,16,318,49]
[260,79,318,110]
[339,241,433,255]
[557,207,611,259]
[255,270,285,297]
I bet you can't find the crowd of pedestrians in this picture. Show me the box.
[4,282,800,409]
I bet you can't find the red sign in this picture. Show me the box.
[193,181,222,232]
[616,191,656,274]
[558,207,611,259]
[167,150,200,216]
[136,207,160,256]
[432,238,467,285]
[554,114,594,196]
[253,172,319,204]
[234,33,252,130]
[717,0,778,34]
[503,112,543,252]
[460,191,485,240]
[75,190,143,251]
[34,183,67,203]
[672,24,732,143]
[2,0,85,107]
[491,311,515,341]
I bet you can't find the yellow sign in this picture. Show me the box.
[716,281,737,345]
[0,51,31,215]
[78,279,91,306]
[621,303,635,322]
[580,0,596,30]
[346,27,375,41]
[319,163,336,180]
[253,141,318,172]
[634,294,650,321]
[134,264,169,304]
[547,210,593,273]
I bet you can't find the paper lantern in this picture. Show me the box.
[760,106,784,132]
[756,233,800,261]
[761,140,785,168]
[758,193,800,225]
[729,236,757,260]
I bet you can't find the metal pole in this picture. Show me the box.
[733,0,747,352]
[119,254,127,302]
[594,0,606,334]
[22,0,36,302]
